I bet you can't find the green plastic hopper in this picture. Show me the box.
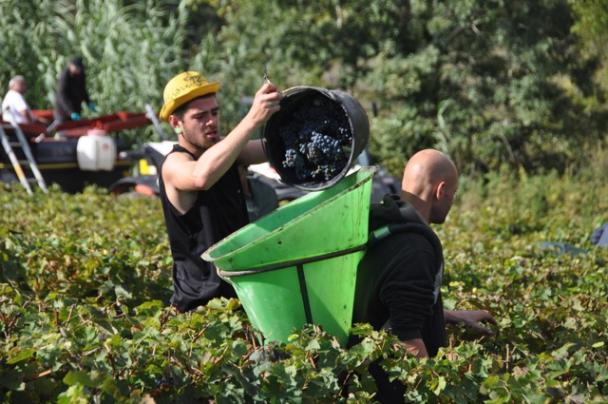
[202,167,375,345]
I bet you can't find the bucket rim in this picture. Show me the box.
[201,166,376,265]
[217,243,367,277]
[280,85,350,98]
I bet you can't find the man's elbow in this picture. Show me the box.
[191,178,207,190]
[191,174,214,190]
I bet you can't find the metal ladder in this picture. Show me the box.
[0,115,48,194]
[145,103,170,141]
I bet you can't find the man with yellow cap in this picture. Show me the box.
[158,71,282,312]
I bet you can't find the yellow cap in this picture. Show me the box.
[159,71,220,121]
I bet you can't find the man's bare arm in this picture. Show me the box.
[177,83,281,191]
[237,139,267,166]
[19,109,33,124]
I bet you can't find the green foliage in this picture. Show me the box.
[2,0,607,171]
[207,0,608,176]
[570,0,608,94]
[0,185,172,305]
[0,0,212,145]
[1,167,608,402]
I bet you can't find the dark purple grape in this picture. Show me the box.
[277,93,353,182]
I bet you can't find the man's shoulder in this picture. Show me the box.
[3,90,23,102]
[163,144,196,164]
[165,147,195,160]
[369,220,439,248]
[377,230,438,255]
[365,222,442,274]
[161,149,195,182]
[2,91,28,114]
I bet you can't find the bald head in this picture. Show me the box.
[402,149,458,194]
[401,149,459,224]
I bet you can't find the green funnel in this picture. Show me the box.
[202,167,375,345]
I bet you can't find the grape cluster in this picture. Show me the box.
[249,346,292,362]
[277,93,353,182]
[154,375,174,393]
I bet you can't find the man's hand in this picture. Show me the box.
[401,338,429,359]
[444,310,497,335]
[246,82,282,127]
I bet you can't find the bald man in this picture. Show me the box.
[351,149,495,403]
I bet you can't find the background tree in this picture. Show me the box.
[204,0,608,175]
[0,0,209,142]
[570,0,608,95]
[1,0,606,175]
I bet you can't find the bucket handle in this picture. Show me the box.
[216,244,367,277]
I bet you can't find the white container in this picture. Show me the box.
[76,135,116,171]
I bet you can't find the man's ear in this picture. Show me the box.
[168,115,181,132]
[435,181,446,200]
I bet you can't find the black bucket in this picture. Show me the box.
[262,86,369,191]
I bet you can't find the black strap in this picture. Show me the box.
[168,144,197,160]
[297,264,313,324]
[366,222,443,273]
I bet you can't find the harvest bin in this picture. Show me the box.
[202,167,375,345]
[262,86,369,191]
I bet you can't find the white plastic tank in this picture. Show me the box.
[76,134,116,171]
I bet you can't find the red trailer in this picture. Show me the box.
[0,109,156,194]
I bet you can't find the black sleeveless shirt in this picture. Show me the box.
[159,144,249,312]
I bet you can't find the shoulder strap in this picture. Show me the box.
[168,144,197,160]
[367,222,443,260]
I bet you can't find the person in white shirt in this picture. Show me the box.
[2,75,46,125]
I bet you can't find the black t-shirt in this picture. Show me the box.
[159,144,249,312]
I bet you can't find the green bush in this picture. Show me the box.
[3,0,608,172]
[1,167,607,402]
